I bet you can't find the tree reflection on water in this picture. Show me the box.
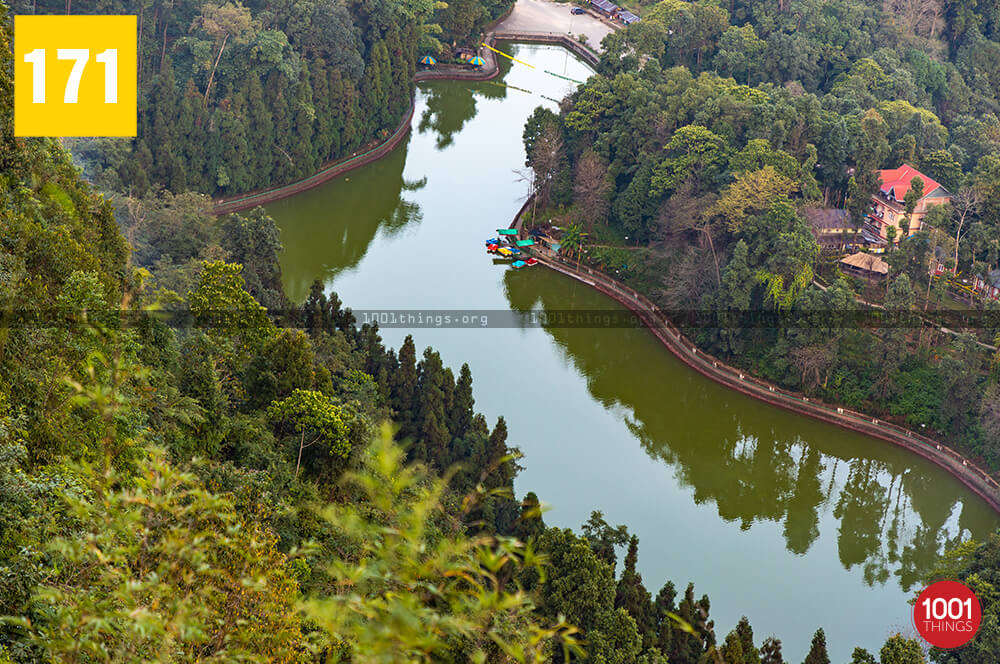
[503,266,989,592]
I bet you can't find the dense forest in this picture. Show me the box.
[3,0,1000,661]
[14,0,510,196]
[523,0,1000,470]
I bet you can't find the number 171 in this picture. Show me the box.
[23,48,117,104]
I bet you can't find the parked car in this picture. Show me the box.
[571,7,586,14]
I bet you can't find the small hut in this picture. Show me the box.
[839,252,889,280]
[590,0,619,17]
[536,234,562,257]
[803,207,860,250]
[618,9,640,24]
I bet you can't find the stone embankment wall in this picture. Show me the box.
[212,36,505,214]
[509,197,1000,513]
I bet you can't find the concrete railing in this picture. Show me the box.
[212,101,418,215]
[493,31,600,66]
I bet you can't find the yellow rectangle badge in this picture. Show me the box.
[14,15,137,137]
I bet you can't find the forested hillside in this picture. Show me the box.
[13,0,510,196]
[1,2,561,659]
[0,4,760,659]
[0,0,994,661]
[524,0,1000,467]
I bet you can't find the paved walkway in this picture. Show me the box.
[496,0,616,52]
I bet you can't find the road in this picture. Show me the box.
[496,0,617,52]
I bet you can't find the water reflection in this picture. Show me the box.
[270,43,999,658]
[417,57,511,149]
[502,266,982,593]
[419,85,478,149]
[267,137,425,301]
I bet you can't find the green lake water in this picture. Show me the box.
[267,43,1000,660]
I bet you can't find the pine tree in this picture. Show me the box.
[761,636,784,664]
[615,535,654,649]
[303,279,330,335]
[267,71,294,184]
[324,68,345,159]
[416,348,453,468]
[449,363,475,440]
[122,139,154,194]
[310,58,334,164]
[484,416,512,491]
[401,21,418,97]
[513,491,546,542]
[149,60,180,187]
[179,80,208,191]
[203,110,229,192]
[716,238,754,355]
[384,25,410,124]
[653,581,677,655]
[415,409,449,466]
[670,583,713,664]
[344,75,362,150]
[721,630,746,664]
[246,75,275,186]
[292,68,318,179]
[476,417,521,532]
[735,616,760,664]
[333,299,357,340]
[802,628,830,664]
[361,40,390,135]
[392,335,418,435]
[217,93,251,194]
[447,412,489,485]
[360,323,390,382]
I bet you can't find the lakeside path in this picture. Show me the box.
[508,202,1000,513]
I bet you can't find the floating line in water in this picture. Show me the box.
[477,80,534,95]
[470,85,560,105]
[543,69,585,84]
[482,42,536,69]
[481,42,584,85]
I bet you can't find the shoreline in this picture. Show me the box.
[213,32,1000,516]
[507,196,1000,514]
[211,21,601,215]
[212,50,502,215]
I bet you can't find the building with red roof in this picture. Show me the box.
[865,163,952,246]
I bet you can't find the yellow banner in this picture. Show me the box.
[14,15,137,136]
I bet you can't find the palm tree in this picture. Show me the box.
[560,223,588,270]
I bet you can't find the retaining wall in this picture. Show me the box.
[211,23,601,215]
[212,36,505,215]
[492,31,600,66]
[211,27,1000,515]
[212,102,417,215]
[533,251,1000,513]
